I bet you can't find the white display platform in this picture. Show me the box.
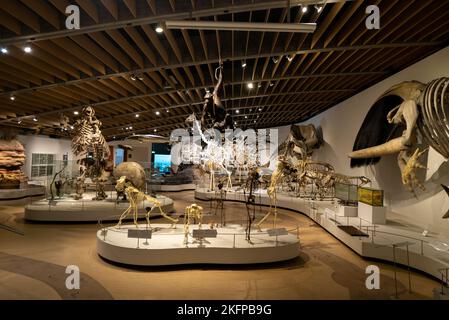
[148,183,196,192]
[358,202,386,224]
[97,223,301,266]
[195,187,449,280]
[337,205,358,217]
[0,184,45,201]
[24,192,174,222]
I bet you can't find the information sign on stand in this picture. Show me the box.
[127,229,152,239]
[192,229,217,239]
[267,228,288,236]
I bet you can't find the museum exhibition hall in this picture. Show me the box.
[0,0,448,302]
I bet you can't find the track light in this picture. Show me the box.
[135,114,140,118]
[129,126,133,130]
[9,95,15,101]
[301,5,308,13]
[70,125,74,130]
[155,111,160,116]
[236,110,240,114]
[73,111,79,115]
[258,108,262,111]
[241,60,247,68]
[315,5,323,13]
[130,75,137,81]
[154,129,157,132]
[166,109,169,113]
[23,46,32,53]
[272,57,279,64]
[257,83,262,88]
[17,118,22,124]
[286,54,294,62]
[33,117,38,122]
[269,82,274,87]
[247,83,254,89]
[245,115,248,119]
[1,48,7,54]
[155,26,164,33]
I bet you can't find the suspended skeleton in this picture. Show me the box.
[349,78,449,194]
[201,62,234,130]
[183,203,204,245]
[115,176,178,228]
[278,124,322,164]
[244,166,262,241]
[70,106,111,200]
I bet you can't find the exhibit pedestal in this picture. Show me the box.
[24,192,175,222]
[0,184,45,201]
[97,223,301,266]
[358,202,386,224]
[337,205,358,217]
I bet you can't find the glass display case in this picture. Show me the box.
[358,186,384,207]
[335,182,358,205]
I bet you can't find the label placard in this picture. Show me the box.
[127,229,152,239]
[267,228,288,236]
[192,229,218,238]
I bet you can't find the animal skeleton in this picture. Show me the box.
[115,176,178,228]
[70,106,111,200]
[183,203,204,245]
[201,62,233,130]
[185,113,233,191]
[349,78,449,194]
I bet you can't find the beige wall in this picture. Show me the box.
[298,46,449,234]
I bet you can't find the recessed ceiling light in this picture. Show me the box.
[154,129,157,132]
[166,109,169,113]
[23,46,32,53]
[155,111,160,115]
[234,122,238,125]
[10,95,15,101]
[258,108,262,111]
[253,120,256,123]
[1,48,7,54]
[235,110,240,114]
[244,115,248,119]
[155,26,164,33]
[135,114,140,118]
[247,83,254,89]
[129,126,133,130]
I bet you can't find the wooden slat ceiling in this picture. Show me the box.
[0,0,448,140]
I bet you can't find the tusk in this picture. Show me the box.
[349,137,408,159]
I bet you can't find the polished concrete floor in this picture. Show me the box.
[0,191,441,300]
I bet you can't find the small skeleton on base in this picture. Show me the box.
[183,203,204,245]
[115,176,178,228]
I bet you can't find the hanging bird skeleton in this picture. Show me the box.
[70,106,111,200]
[201,62,234,130]
[349,78,449,194]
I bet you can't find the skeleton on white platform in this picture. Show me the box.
[183,203,204,245]
[115,176,178,228]
[70,106,111,200]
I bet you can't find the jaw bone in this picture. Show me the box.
[349,137,409,159]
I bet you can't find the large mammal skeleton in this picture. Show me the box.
[115,176,178,228]
[349,78,449,194]
[70,106,110,200]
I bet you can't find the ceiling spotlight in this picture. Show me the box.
[73,111,79,115]
[154,129,157,132]
[272,57,279,64]
[155,111,160,115]
[23,46,32,53]
[113,136,116,139]
[241,60,247,68]
[234,122,238,125]
[166,109,169,113]
[135,114,140,118]
[130,75,136,81]
[247,83,254,89]
[244,115,248,119]
[9,95,15,101]
[33,117,38,122]
[236,110,240,114]
[155,26,164,33]
[286,54,294,62]
[302,5,308,13]
[137,75,144,80]
[249,109,252,112]
[269,82,274,87]
[17,118,22,124]
[258,108,262,111]
[254,120,256,123]
[70,125,74,130]
[1,48,7,54]
[257,83,262,88]
[129,126,133,130]
[315,5,323,13]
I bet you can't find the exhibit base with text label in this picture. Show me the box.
[96,223,301,266]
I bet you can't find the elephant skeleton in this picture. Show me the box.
[349,78,449,194]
